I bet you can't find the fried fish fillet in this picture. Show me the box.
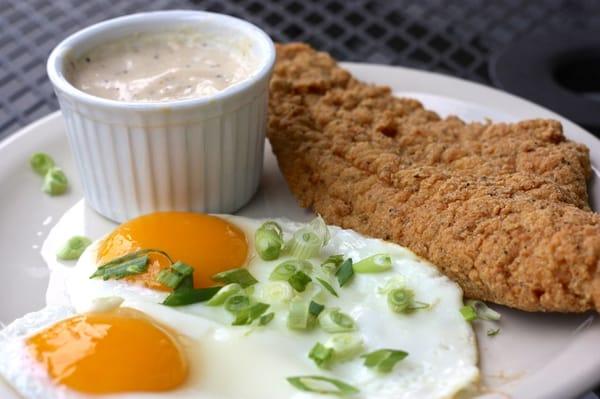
[267,43,600,313]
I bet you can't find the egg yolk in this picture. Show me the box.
[26,309,187,394]
[97,212,248,290]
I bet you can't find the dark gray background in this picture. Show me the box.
[0,1,599,397]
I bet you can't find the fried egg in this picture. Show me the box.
[0,201,479,398]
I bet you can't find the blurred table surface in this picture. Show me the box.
[0,0,599,397]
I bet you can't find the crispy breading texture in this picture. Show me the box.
[267,43,600,312]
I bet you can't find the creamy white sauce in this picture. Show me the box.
[67,29,259,102]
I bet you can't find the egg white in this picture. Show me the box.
[2,201,479,398]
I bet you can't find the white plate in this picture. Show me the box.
[0,63,598,399]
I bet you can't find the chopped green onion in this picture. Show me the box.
[156,269,184,289]
[353,253,392,273]
[206,283,243,306]
[326,333,364,361]
[323,254,344,265]
[270,259,312,281]
[321,255,344,275]
[259,312,275,326]
[309,301,325,318]
[487,328,500,336]
[335,258,354,287]
[288,270,312,292]
[90,255,149,280]
[30,152,55,176]
[171,262,193,276]
[460,305,477,322]
[388,288,414,313]
[287,298,312,330]
[177,274,193,290]
[254,281,293,304]
[94,249,173,271]
[232,303,270,326]
[255,221,284,260]
[288,228,322,259]
[309,215,331,245]
[316,277,338,297]
[287,375,359,396]
[42,167,68,196]
[362,349,408,373]
[56,236,91,260]
[308,342,334,369]
[154,261,194,290]
[319,308,356,333]
[224,294,251,314]
[212,268,258,288]
[287,216,330,259]
[163,286,222,306]
[387,288,429,314]
[466,300,502,321]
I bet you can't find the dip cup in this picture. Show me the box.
[47,10,275,222]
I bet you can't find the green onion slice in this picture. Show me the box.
[319,308,356,333]
[388,288,414,313]
[259,312,275,326]
[362,349,408,373]
[171,262,193,276]
[93,249,172,271]
[90,249,170,280]
[206,283,243,306]
[287,216,330,259]
[270,259,312,281]
[487,328,500,336]
[254,281,294,304]
[308,342,334,369]
[155,261,195,290]
[288,228,323,259]
[42,167,68,196]
[287,298,312,330]
[287,375,359,396]
[466,300,502,321]
[309,215,331,246]
[30,152,55,176]
[224,294,251,314]
[326,333,364,361]
[335,258,354,287]
[460,305,477,322]
[162,286,222,306]
[288,270,312,292]
[387,288,429,314]
[212,268,258,288]
[309,301,325,318]
[56,235,91,260]
[255,221,284,261]
[316,277,338,297]
[156,269,184,289]
[353,253,392,273]
[323,254,344,267]
[232,302,270,326]
[321,254,344,275]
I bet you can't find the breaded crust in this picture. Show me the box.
[267,43,600,312]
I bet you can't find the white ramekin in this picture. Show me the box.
[47,10,275,222]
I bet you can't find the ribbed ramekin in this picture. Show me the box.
[47,10,275,222]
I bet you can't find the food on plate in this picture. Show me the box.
[56,235,91,260]
[66,29,260,102]
[267,43,600,313]
[29,152,69,196]
[0,210,479,398]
